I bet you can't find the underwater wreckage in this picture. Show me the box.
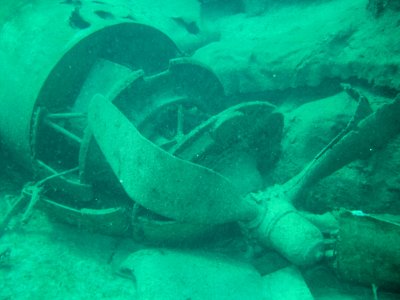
[0,1,400,298]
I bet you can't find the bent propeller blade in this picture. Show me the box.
[88,94,257,224]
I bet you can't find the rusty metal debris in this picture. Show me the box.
[1,4,400,284]
[88,94,257,225]
[334,210,400,289]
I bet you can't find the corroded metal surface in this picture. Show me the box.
[0,2,178,168]
[335,211,400,289]
[88,94,258,225]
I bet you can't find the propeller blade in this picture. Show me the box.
[88,94,258,224]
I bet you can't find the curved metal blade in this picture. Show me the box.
[88,94,257,224]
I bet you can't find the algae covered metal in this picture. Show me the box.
[2,1,400,275]
[335,211,400,289]
[0,2,179,169]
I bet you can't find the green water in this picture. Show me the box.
[1,0,400,299]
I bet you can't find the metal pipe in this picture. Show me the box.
[46,113,86,120]
[44,119,83,144]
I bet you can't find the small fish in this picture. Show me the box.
[69,7,90,29]
[171,17,200,35]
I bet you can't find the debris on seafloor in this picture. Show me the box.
[334,211,400,290]
[0,167,78,236]
[118,249,316,300]
[1,2,400,298]
[118,249,265,300]
[88,94,257,225]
